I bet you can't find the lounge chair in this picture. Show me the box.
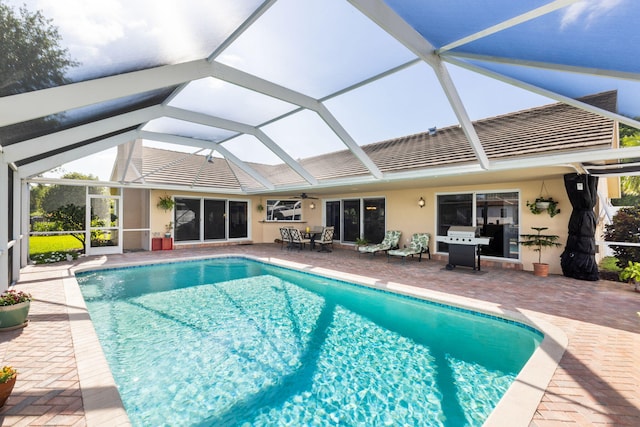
[388,233,431,263]
[288,228,311,250]
[358,230,401,257]
[279,227,291,250]
[316,226,335,252]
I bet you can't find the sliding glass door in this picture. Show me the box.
[175,197,248,242]
[326,198,386,243]
[437,191,519,259]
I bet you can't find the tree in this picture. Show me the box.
[40,172,99,213]
[618,123,640,201]
[46,204,87,250]
[29,183,48,214]
[604,206,640,268]
[0,2,77,96]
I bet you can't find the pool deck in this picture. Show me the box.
[1,244,638,426]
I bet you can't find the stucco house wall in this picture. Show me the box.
[140,174,612,275]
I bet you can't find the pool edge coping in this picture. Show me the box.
[70,253,568,427]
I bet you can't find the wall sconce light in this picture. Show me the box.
[309,202,316,210]
[418,197,425,208]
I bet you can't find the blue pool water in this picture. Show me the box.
[76,257,542,426]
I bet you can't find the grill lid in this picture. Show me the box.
[446,226,478,238]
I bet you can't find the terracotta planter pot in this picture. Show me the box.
[0,301,30,331]
[0,376,16,407]
[533,263,549,277]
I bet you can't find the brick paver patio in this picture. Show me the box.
[1,244,638,426]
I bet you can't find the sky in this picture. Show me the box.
[9,0,634,181]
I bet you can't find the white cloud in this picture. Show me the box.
[13,0,249,78]
[561,0,623,29]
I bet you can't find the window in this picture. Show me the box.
[174,197,248,242]
[266,200,301,221]
[437,191,519,259]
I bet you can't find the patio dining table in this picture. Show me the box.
[300,227,323,250]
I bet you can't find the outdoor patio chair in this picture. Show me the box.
[358,230,401,257]
[316,226,335,252]
[388,233,431,263]
[279,227,291,250]
[288,228,311,251]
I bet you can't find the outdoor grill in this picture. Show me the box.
[436,226,491,271]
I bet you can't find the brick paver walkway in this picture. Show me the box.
[1,244,638,426]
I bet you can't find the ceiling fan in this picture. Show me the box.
[292,192,318,200]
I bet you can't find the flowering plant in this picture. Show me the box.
[0,366,17,383]
[0,290,32,306]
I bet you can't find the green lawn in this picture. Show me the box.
[599,256,622,272]
[29,235,83,264]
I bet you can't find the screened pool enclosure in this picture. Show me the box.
[3,0,640,288]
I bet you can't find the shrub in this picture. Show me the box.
[0,289,32,306]
[620,260,640,279]
[32,221,60,232]
[30,250,80,264]
[604,206,640,268]
[0,366,17,383]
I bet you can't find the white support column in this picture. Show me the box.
[12,170,21,283]
[0,159,9,290]
[21,182,30,269]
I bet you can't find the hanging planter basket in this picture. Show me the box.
[526,181,560,217]
[157,195,175,212]
[535,201,550,210]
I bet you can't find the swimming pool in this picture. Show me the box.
[76,256,542,426]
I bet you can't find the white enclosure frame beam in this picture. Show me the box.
[20,182,29,269]
[348,0,490,170]
[207,0,278,62]
[443,56,640,131]
[3,106,162,164]
[18,130,139,179]
[0,60,214,127]
[210,62,384,179]
[163,106,318,184]
[11,165,21,284]
[119,140,145,183]
[0,157,8,290]
[442,51,640,83]
[139,131,275,190]
[437,0,581,53]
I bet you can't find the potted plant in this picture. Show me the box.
[526,197,560,217]
[519,227,561,277]
[256,204,264,213]
[157,195,175,212]
[619,261,640,292]
[165,222,173,238]
[0,366,17,407]
[0,289,32,331]
[355,237,369,251]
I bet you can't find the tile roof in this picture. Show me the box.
[140,146,245,190]
[136,91,616,191]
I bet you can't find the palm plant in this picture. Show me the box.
[519,227,561,265]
